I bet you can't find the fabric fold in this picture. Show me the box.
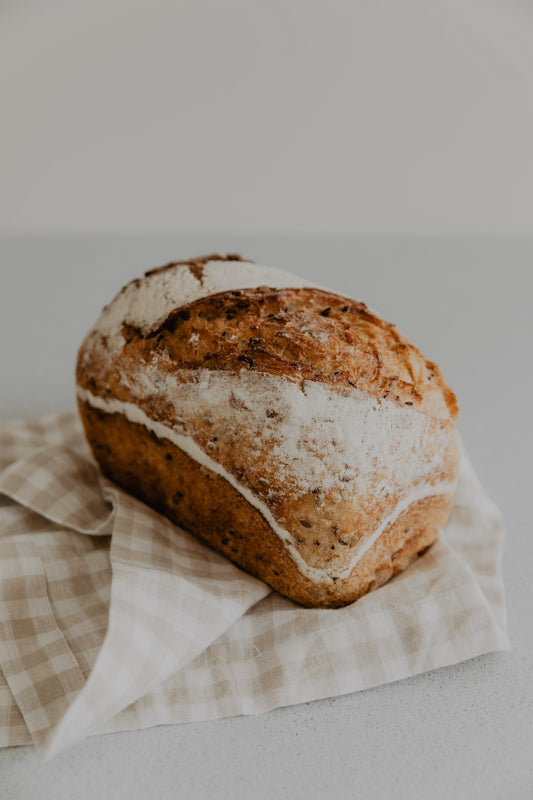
[43,484,270,757]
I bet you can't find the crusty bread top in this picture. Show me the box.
[78,254,457,422]
[93,254,314,339]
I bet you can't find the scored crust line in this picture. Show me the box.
[77,387,456,584]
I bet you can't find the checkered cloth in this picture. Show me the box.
[0,411,509,757]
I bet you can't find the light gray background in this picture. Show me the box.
[2,1,533,237]
[0,236,531,799]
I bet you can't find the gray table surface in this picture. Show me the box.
[0,237,531,800]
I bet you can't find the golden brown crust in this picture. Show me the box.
[79,285,457,421]
[78,400,453,608]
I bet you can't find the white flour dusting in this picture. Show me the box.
[77,384,456,583]
[94,260,319,341]
[120,365,450,499]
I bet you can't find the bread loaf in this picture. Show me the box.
[76,254,459,608]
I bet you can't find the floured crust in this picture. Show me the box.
[76,254,460,608]
[80,285,457,421]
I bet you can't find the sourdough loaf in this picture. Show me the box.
[76,254,459,608]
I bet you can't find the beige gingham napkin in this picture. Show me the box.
[0,411,509,758]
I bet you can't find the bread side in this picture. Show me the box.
[78,400,453,607]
